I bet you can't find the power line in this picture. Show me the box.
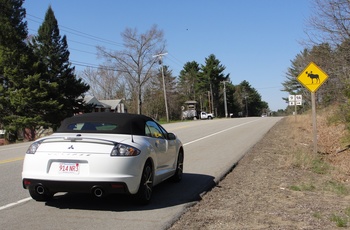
[69,48,96,56]
[168,53,185,67]
[68,39,99,48]
[70,61,144,75]
[26,14,123,47]
[256,86,282,90]
[25,13,187,77]
[28,28,98,57]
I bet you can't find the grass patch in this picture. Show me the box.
[330,214,348,227]
[289,185,301,191]
[324,181,349,195]
[292,150,331,175]
[330,207,350,227]
[346,207,350,217]
[292,149,314,169]
[311,157,331,174]
[289,183,316,192]
[312,212,322,219]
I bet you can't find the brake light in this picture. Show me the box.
[26,141,42,154]
[110,144,140,156]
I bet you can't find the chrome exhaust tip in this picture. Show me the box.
[92,186,104,198]
[36,185,45,195]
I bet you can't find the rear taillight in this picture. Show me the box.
[22,179,31,189]
[26,141,42,154]
[110,144,140,156]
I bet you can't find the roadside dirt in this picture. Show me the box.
[169,112,350,229]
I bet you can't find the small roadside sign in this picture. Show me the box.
[297,62,328,93]
[288,94,302,106]
[288,95,295,102]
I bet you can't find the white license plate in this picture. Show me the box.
[59,163,80,174]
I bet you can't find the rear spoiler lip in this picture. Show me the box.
[34,136,119,145]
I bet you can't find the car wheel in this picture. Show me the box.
[172,151,184,182]
[136,162,153,205]
[29,184,53,202]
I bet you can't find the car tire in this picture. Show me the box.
[29,185,53,202]
[172,151,184,182]
[136,162,153,205]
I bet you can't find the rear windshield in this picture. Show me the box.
[57,113,149,136]
[67,122,118,131]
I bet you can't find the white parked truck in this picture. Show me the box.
[199,111,214,120]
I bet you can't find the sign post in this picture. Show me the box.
[297,62,328,154]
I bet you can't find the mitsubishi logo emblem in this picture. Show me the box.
[68,145,74,149]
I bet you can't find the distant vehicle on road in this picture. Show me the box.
[199,111,214,120]
[0,130,5,145]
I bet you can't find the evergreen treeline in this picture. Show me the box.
[0,0,268,142]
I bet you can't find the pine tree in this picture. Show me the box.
[198,54,230,115]
[30,6,89,129]
[235,80,267,117]
[0,0,59,141]
[178,61,200,101]
[281,49,310,109]
[0,0,28,129]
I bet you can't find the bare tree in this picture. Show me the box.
[97,25,166,114]
[81,66,123,100]
[306,0,350,45]
[306,0,350,103]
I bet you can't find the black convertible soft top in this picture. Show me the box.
[56,113,154,136]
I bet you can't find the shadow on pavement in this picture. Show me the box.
[45,172,215,211]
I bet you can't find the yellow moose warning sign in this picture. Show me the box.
[297,62,328,93]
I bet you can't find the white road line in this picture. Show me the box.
[0,197,32,211]
[183,119,259,146]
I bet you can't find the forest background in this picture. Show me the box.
[1,0,350,142]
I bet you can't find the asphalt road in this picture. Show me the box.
[0,117,282,230]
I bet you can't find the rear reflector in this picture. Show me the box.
[111,184,124,189]
[23,180,31,186]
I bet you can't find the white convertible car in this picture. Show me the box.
[22,113,184,204]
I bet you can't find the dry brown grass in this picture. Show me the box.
[286,107,350,183]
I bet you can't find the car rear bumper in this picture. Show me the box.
[22,178,130,195]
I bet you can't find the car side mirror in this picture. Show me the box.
[167,133,176,140]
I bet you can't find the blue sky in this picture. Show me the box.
[23,0,312,112]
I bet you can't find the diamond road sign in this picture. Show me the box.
[297,62,328,93]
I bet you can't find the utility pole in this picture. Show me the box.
[207,91,211,113]
[153,53,169,122]
[245,95,248,117]
[221,81,228,118]
[210,83,214,114]
[243,89,248,117]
